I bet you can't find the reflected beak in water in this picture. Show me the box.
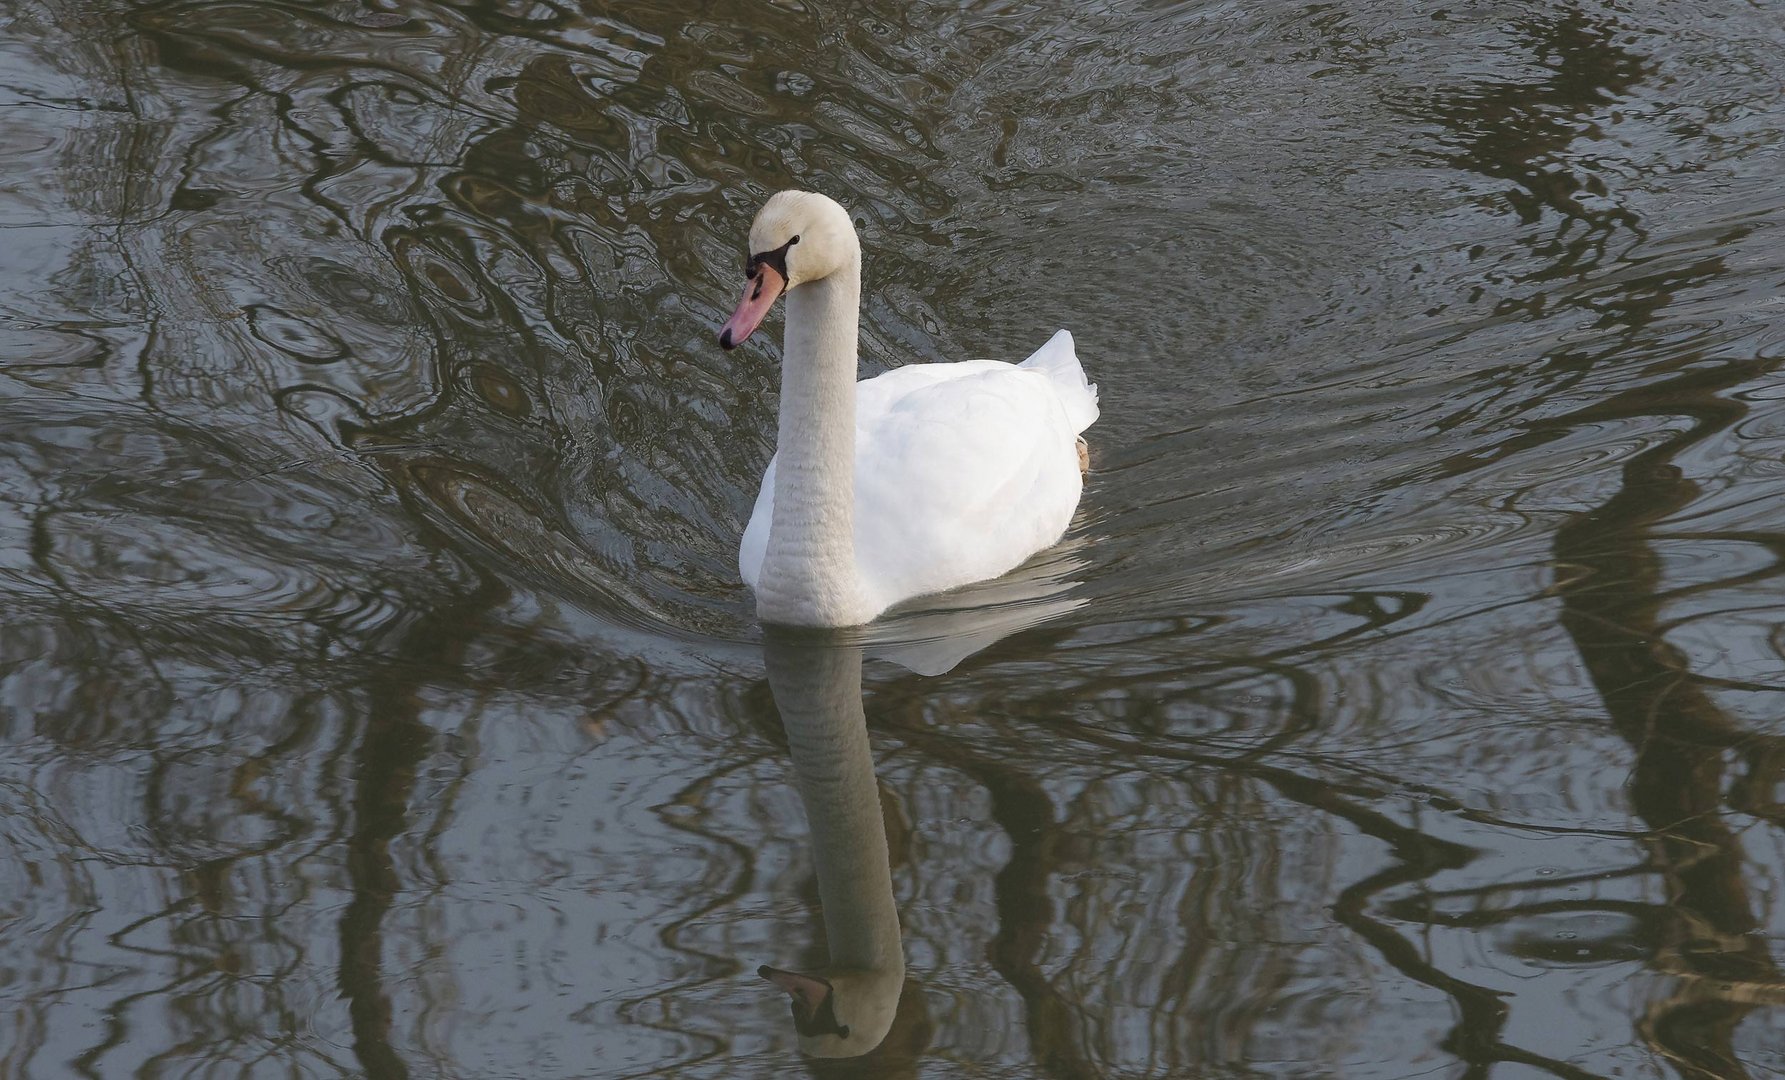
[719,263,786,350]
[758,964,850,1038]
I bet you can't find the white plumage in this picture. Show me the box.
[739,330,1098,618]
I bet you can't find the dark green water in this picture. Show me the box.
[3,0,1785,1075]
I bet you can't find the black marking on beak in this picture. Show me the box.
[745,236,797,282]
[758,965,849,1039]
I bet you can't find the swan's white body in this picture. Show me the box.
[722,191,1098,627]
[740,330,1095,622]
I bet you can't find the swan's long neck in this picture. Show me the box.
[765,640,903,979]
[757,264,869,626]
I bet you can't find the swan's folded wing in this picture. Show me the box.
[1018,329,1099,433]
[741,361,1029,594]
[738,454,776,589]
[851,365,1082,609]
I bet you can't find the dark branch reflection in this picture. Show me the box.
[339,576,507,1079]
[1553,361,1785,1077]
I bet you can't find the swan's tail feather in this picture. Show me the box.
[1019,329,1099,433]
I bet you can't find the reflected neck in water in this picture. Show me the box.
[761,629,905,1057]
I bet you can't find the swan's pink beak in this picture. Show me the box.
[719,264,786,350]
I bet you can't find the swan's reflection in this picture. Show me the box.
[759,627,907,1057]
[754,547,1086,1055]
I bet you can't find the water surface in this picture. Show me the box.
[3,0,1785,1076]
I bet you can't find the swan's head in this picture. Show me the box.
[719,190,859,350]
[758,964,904,1057]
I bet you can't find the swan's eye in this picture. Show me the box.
[789,234,800,245]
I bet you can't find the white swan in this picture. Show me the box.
[720,190,1098,627]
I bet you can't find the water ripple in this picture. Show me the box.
[5,0,1785,1076]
